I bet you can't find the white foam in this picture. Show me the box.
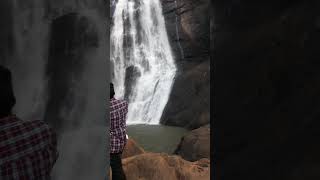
[111,0,177,124]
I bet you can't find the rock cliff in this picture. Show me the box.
[160,0,211,129]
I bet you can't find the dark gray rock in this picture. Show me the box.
[160,0,210,129]
[161,60,210,129]
[174,125,210,161]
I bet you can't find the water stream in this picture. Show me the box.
[111,0,177,125]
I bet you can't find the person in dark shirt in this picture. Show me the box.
[110,83,127,180]
[0,65,58,180]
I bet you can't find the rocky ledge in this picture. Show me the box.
[122,153,210,180]
[109,138,210,180]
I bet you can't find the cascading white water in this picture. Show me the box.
[111,0,177,124]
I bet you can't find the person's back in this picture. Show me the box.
[0,116,58,179]
[0,65,58,179]
[110,97,128,153]
[109,83,127,180]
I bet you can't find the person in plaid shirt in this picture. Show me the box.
[0,65,58,180]
[110,83,127,180]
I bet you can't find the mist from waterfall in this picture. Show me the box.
[1,1,109,180]
[111,0,177,124]
[7,0,49,120]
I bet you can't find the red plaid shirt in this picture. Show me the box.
[110,97,128,154]
[0,115,58,180]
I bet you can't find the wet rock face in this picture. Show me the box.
[160,0,210,129]
[162,60,210,129]
[124,66,141,101]
[213,1,320,179]
[174,125,210,162]
[161,0,210,61]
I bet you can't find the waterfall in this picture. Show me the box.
[111,0,177,124]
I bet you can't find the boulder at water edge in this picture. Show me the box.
[174,125,210,161]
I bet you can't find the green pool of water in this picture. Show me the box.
[127,124,189,154]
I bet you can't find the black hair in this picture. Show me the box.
[0,65,16,118]
[110,83,115,99]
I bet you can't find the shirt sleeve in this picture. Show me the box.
[122,101,128,129]
[48,126,59,166]
[39,122,59,171]
[25,120,59,174]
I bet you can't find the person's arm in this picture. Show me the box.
[122,101,128,129]
[122,101,129,143]
[41,123,59,171]
[30,120,59,174]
